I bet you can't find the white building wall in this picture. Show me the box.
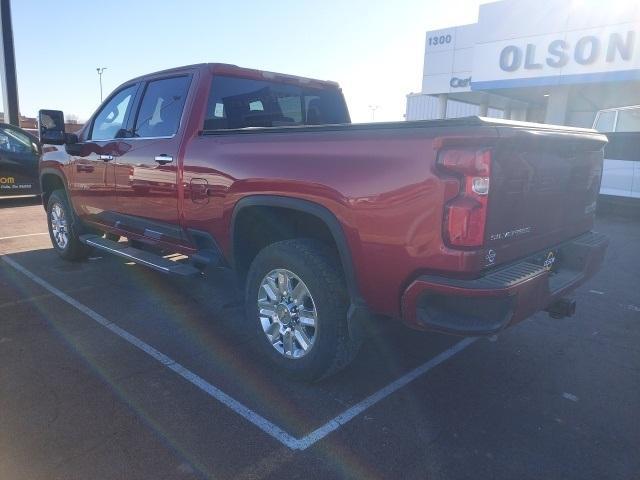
[406,94,439,121]
[421,24,476,95]
[472,0,640,89]
[406,94,504,121]
[409,0,640,124]
[446,99,479,118]
[487,107,504,119]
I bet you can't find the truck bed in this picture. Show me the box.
[200,116,599,136]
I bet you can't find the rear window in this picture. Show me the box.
[203,76,349,130]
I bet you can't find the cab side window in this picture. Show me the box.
[90,85,137,141]
[133,76,191,138]
[0,127,35,154]
[615,109,640,133]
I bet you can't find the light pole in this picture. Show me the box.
[96,67,107,102]
[368,104,379,122]
[0,0,20,126]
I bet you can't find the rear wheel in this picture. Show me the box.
[46,189,90,261]
[245,239,361,381]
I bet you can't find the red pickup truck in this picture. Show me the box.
[39,63,608,380]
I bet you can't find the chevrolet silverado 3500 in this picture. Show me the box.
[38,63,608,380]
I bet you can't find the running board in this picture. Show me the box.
[80,234,201,277]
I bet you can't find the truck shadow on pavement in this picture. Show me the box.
[0,196,41,209]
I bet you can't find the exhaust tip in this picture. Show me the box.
[546,297,577,319]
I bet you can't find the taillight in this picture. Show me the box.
[438,148,491,248]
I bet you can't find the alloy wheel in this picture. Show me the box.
[50,202,69,250]
[257,268,317,359]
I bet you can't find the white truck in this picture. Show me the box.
[593,105,640,202]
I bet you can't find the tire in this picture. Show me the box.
[245,238,362,381]
[46,189,91,261]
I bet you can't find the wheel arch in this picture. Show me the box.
[230,195,369,339]
[40,168,69,209]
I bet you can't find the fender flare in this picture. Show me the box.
[39,168,69,207]
[230,195,370,341]
[39,169,87,232]
[39,168,69,194]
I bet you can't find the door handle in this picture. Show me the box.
[154,154,173,165]
[98,154,114,162]
[76,164,94,173]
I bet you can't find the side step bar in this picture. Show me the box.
[80,234,201,277]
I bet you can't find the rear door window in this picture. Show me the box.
[133,76,191,138]
[203,76,349,130]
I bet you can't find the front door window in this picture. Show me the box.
[90,85,137,141]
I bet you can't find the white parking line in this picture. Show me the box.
[1,255,299,449]
[0,232,48,241]
[295,336,475,449]
[1,255,474,451]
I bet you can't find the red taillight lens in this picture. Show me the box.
[445,192,488,247]
[438,148,491,177]
[438,148,491,248]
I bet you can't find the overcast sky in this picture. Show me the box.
[2,0,494,123]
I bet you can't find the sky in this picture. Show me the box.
[2,0,494,123]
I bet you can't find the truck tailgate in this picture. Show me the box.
[484,126,608,268]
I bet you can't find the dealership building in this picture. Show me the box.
[406,0,640,128]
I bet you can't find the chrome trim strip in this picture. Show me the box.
[144,228,164,239]
[125,135,176,140]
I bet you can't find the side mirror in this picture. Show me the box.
[115,128,134,139]
[38,109,75,145]
[64,136,83,156]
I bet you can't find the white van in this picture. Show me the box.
[593,106,640,201]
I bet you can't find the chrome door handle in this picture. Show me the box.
[98,154,114,161]
[154,155,173,165]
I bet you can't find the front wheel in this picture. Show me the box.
[245,239,361,381]
[47,189,90,261]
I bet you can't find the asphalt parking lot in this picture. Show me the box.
[0,196,638,480]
